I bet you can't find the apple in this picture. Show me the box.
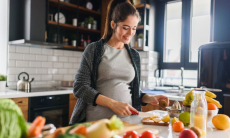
[179,130,197,138]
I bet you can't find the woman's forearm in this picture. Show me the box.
[141,94,151,103]
[95,94,116,108]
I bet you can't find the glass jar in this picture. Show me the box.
[190,89,207,137]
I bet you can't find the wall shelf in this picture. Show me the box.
[135,4,150,9]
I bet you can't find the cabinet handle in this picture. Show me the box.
[18,101,23,103]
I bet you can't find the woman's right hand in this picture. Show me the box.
[109,101,139,117]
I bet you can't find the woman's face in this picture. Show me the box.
[112,15,139,44]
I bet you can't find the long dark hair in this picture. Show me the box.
[102,0,141,39]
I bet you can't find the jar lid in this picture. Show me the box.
[194,88,206,91]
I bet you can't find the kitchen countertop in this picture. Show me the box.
[0,88,73,98]
[0,88,185,102]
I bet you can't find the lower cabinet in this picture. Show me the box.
[11,97,28,121]
[141,100,182,112]
[69,94,78,122]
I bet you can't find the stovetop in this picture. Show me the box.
[12,87,67,93]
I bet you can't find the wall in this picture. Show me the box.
[8,45,159,89]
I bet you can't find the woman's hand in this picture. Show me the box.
[109,101,139,117]
[142,94,169,108]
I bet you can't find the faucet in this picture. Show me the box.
[178,67,184,95]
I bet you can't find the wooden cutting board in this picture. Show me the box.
[142,117,169,126]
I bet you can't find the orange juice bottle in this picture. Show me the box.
[190,89,207,136]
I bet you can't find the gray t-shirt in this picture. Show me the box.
[86,43,135,121]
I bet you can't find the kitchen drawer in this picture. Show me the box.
[11,97,28,106]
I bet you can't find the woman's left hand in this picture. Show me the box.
[148,95,169,107]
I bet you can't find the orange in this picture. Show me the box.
[212,114,230,130]
[172,121,184,132]
[207,103,218,110]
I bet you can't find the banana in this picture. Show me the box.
[182,100,191,106]
[205,91,216,98]
[205,96,222,108]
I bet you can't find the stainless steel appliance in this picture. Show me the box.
[198,41,230,114]
[17,72,34,91]
[28,94,69,128]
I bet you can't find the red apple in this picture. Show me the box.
[179,129,197,138]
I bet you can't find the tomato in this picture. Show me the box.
[123,130,139,138]
[139,130,156,138]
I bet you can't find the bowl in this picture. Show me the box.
[166,106,182,118]
[207,109,219,122]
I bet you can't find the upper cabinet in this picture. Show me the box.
[46,0,102,50]
[9,0,102,51]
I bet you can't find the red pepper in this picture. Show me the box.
[130,109,139,115]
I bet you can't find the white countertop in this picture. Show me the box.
[0,88,73,98]
[134,110,230,138]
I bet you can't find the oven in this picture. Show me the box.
[28,94,69,128]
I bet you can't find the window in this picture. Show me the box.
[157,0,212,87]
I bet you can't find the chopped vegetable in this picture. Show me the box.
[69,124,87,136]
[52,128,66,138]
[66,123,91,134]
[0,98,27,138]
[27,116,46,137]
[57,133,85,138]
[86,115,124,138]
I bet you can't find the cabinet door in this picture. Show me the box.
[11,97,28,121]
[69,94,78,121]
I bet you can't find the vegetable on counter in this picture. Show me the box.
[27,116,46,137]
[86,115,124,138]
[123,130,139,138]
[0,98,28,138]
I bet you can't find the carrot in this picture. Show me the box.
[69,124,87,136]
[52,128,66,138]
[27,116,46,137]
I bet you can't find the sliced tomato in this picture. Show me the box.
[139,130,156,138]
[123,130,139,138]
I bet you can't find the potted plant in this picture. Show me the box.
[0,74,7,91]
[71,34,77,47]
[84,17,94,29]
[137,33,143,47]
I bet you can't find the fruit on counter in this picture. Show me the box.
[161,114,170,123]
[171,117,179,125]
[27,116,46,137]
[149,115,159,120]
[179,129,197,138]
[172,121,184,132]
[0,99,27,138]
[179,111,190,126]
[86,115,124,138]
[159,100,168,108]
[205,96,222,108]
[190,126,202,138]
[207,103,218,110]
[212,114,230,130]
[151,118,161,123]
[183,89,221,108]
[139,130,156,138]
[123,130,139,138]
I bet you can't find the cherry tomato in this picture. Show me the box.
[123,130,139,138]
[139,130,156,138]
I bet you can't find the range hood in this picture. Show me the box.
[9,39,64,48]
[9,0,63,48]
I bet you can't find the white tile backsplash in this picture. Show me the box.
[36,55,47,61]
[8,45,159,89]
[16,47,30,53]
[23,54,36,61]
[16,61,29,67]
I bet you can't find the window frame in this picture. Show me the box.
[156,0,214,70]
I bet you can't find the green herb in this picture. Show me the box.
[0,74,7,81]
[84,17,94,24]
